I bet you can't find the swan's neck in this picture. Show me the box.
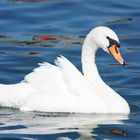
[81,31,130,113]
[81,35,106,89]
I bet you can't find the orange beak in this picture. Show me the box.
[108,44,125,66]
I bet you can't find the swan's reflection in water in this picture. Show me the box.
[0,108,128,140]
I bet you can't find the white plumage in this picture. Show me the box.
[0,26,130,113]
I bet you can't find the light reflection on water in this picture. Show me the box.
[0,108,129,140]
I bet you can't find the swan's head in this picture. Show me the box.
[90,26,125,65]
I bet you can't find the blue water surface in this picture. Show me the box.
[0,0,140,139]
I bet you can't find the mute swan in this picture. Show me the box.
[0,26,130,113]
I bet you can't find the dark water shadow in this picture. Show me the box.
[7,0,52,3]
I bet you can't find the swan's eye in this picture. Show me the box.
[106,36,110,40]
[106,36,120,48]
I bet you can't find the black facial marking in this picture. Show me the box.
[106,36,120,48]
[115,46,118,54]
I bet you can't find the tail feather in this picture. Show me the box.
[0,83,34,108]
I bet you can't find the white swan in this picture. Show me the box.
[0,26,130,113]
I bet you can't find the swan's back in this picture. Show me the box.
[21,56,106,113]
[0,56,107,113]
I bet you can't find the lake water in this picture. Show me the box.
[0,0,140,139]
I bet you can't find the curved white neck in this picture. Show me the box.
[81,29,130,113]
[81,35,107,90]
